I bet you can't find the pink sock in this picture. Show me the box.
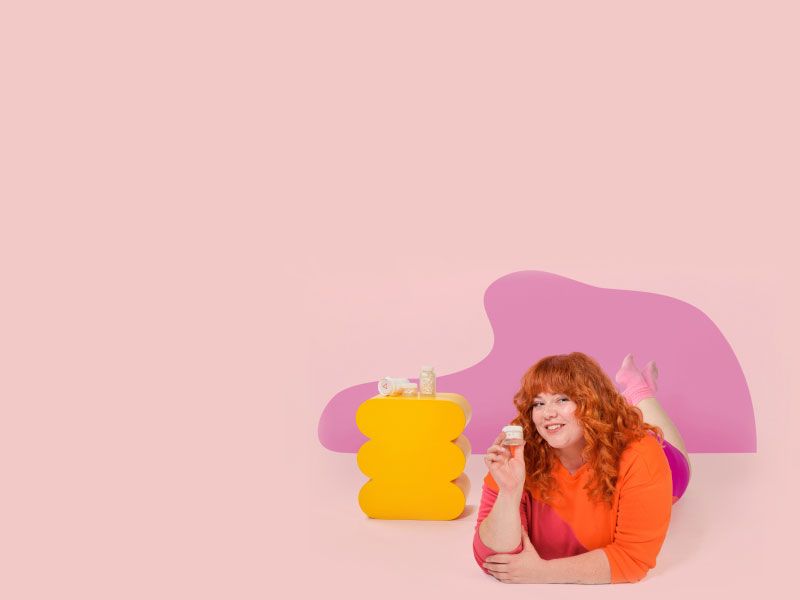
[614,353,657,405]
[642,360,659,393]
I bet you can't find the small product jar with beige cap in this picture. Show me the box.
[400,383,419,397]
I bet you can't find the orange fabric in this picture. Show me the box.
[482,434,673,583]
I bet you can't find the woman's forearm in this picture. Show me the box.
[543,549,612,584]
[478,490,523,552]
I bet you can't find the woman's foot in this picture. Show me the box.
[615,353,657,406]
[642,360,659,393]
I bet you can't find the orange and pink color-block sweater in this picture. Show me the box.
[473,433,674,583]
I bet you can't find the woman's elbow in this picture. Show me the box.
[472,545,489,574]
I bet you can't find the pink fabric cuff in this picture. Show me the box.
[473,528,524,574]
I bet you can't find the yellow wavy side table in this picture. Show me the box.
[356,392,472,520]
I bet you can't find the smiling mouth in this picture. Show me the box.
[544,424,565,431]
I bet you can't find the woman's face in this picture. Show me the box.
[531,392,586,457]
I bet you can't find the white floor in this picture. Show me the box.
[293,449,795,599]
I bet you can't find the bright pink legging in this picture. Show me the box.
[660,438,690,503]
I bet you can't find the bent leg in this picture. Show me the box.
[637,396,692,502]
[615,354,691,502]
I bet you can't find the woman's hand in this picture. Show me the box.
[483,530,550,584]
[483,431,526,496]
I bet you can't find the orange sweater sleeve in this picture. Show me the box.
[602,438,674,583]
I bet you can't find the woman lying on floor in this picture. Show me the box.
[474,352,691,584]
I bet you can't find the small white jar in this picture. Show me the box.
[502,425,524,446]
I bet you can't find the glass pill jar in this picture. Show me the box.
[419,365,436,397]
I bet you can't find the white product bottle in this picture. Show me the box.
[419,365,436,397]
[378,377,411,396]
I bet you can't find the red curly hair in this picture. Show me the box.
[510,352,664,507]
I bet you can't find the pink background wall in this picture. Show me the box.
[318,270,758,454]
[2,1,798,598]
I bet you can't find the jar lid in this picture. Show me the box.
[502,425,524,438]
[421,365,434,371]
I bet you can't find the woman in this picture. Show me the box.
[473,352,691,584]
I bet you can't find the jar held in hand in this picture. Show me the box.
[502,425,524,456]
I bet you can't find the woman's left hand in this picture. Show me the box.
[483,530,549,584]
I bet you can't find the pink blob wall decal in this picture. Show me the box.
[318,271,755,454]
